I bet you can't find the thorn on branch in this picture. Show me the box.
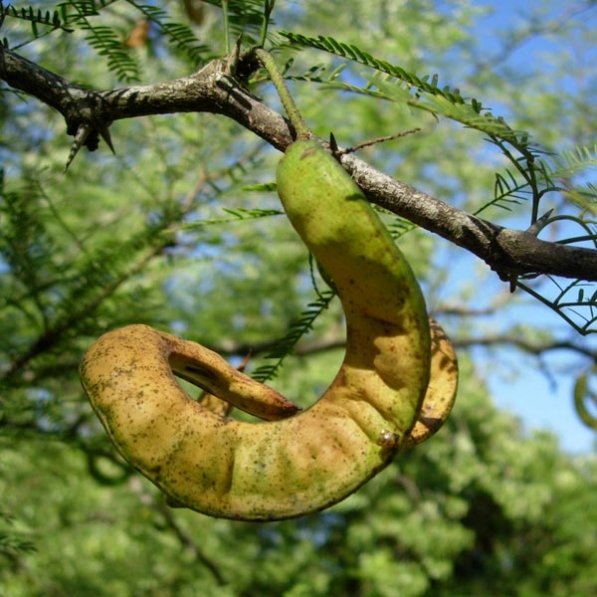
[224,35,243,76]
[64,121,115,172]
[342,129,422,154]
[526,209,555,236]
[64,124,91,172]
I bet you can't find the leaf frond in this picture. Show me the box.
[279,31,532,150]
[278,31,565,224]
[79,21,140,82]
[177,207,283,232]
[202,0,268,40]
[251,289,336,383]
[0,1,75,47]
[518,277,597,335]
[553,145,597,175]
[126,2,211,64]
[0,176,182,381]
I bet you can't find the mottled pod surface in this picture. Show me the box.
[81,140,440,521]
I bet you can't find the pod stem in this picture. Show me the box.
[254,48,310,140]
[222,0,230,54]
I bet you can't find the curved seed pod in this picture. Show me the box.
[196,353,253,418]
[573,369,597,431]
[312,258,457,447]
[404,318,458,448]
[81,140,432,520]
[196,319,457,448]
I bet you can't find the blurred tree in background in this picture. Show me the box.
[1,1,597,595]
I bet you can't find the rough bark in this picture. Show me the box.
[2,45,596,283]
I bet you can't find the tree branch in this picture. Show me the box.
[345,153,597,283]
[2,45,597,282]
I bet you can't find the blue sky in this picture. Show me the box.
[460,0,597,453]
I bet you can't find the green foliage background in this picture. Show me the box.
[1,1,597,595]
